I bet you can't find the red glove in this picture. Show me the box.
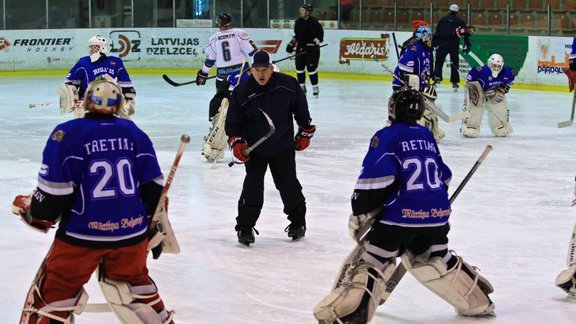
[12,194,55,233]
[295,125,316,151]
[228,136,250,162]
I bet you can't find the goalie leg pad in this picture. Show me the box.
[402,251,495,316]
[313,244,395,323]
[99,278,173,323]
[487,98,513,137]
[203,98,229,161]
[116,99,136,119]
[418,106,445,142]
[555,266,576,295]
[32,287,88,323]
[461,82,485,138]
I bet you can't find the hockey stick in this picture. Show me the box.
[392,33,400,59]
[558,87,576,128]
[162,45,329,87]
[228,108,276,167]
[378,144,493,304]
[147,134,190,254]
[274,43,328,64]
[370,55,470,123]
[29,103,54,109]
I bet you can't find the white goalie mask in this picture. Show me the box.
[487,54,504,78]
[88,35,109,62]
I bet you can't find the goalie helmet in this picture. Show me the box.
[415,25,432,47]
[88,35,109,55]
[388,87,425,123]
[488,53,504,78]
[84,79,123,115]
[216,13,232,28]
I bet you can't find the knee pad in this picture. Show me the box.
[556,266,576,295]
[203,98,229,161]
[313,244,395,323]
[99,278,173,324]
[402,251,495,316]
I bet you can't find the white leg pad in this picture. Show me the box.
[401,252,495,316]
[487,98,513,137]
[555,266,576,295]
[36,287,88,323]
[99,279,172,323]
[461,82,485,138]
[202,98,229,162]
[314,245,395,323]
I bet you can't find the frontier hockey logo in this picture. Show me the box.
[0,37,10,51]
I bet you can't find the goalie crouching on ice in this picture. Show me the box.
[461,53,515,137]
[313,87,494,324]
[12,80,174,323]
[58,35,136,119]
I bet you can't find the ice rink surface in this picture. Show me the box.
[2,73,576,323]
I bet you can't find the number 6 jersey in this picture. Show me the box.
[36,115,163,247]
[352,122,452,227]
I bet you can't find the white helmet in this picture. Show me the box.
[83,79,123,115]
[88,35,108,54]
[488,54,504,78]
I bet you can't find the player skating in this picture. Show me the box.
[196,13,257,162]
[313,87,494,323]
[286,3,324,97]
[225,50,315,246]
[58,35,136,119]
[461,53,515,137]
[393,25,445,142]
[12,79,174,323]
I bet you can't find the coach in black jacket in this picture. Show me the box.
[225,50,316,246]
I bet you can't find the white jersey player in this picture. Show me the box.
[196,13,257,162]
[461,53,515,137]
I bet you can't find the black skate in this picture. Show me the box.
[285,223,306,240]
[237,227,258,246]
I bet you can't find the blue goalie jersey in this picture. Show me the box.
[66,55,133,99]
[38,116,163,243]
[392,42,432,91]
[466,65,515,91]
[356,122,452,227]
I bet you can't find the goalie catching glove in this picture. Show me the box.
[12,193,55,233]
[228,136,250,162]
[294,124,316,151]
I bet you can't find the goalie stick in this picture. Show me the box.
[370,55,470,123]
[162,45,329,87]
[228,108,276,167]
[558,85,576,128]
[358,144,493,305]
[147,134,190,254]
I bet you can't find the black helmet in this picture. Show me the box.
[217,13,232,27]
[388,87,424,123]
[301,3,313,12]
